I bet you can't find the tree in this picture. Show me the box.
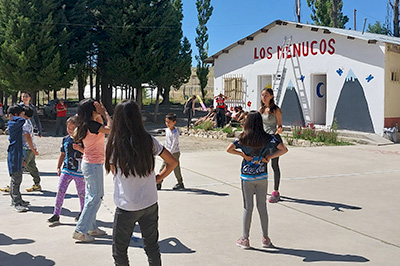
[390,0,399,36]
[307,0,349,28]
[0,0,73,95]
[195,0,213,98]
[367,21,390,35]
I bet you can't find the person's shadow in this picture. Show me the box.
[130,235,195,254]
[251,246,369,263]
[279,195,362,212]
[162,188,229,197]
[0,250,55,266]
[0,233,54,266]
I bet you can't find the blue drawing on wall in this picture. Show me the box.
[333,69,374,133]
[336,68,343,76]
[316,82,324,98]
[281,80,305,126]
[366,74,374,82]
[300,75,305,82]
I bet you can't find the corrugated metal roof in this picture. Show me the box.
[205,20,400,64]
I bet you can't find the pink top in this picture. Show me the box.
[82,130,105,164]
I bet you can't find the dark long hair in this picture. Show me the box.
[74,98,96,142]
[260,88,279,114]
[105,99,154,178]
[238,111,270,148]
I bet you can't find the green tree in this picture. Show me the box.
[367,21,390,35]
[195,0,213,98]
[0,0,73,95]
[307,0,349,28]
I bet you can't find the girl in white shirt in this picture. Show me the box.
[105,99,177,266]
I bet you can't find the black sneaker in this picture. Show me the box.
[75,212,81,222]
[157,183,162,190]
[172,183,185,190]
[21,200,30,207]
[47,215,60,224]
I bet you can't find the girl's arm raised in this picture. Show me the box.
[156,148,178,184]
[226,143,253,161]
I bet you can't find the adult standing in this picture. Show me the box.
[215,93,227,128]
[260,88,283,203]
[55,98,68,136]
[184,95,196,129]
[20,92,43,137]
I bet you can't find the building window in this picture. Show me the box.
[391,70,400,82]
[223,74,244,100]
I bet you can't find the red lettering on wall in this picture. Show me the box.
[328,38,335,55]
[254,47,259,59]
[293,43,301,57]
[267,47,272,59]
[320,39,327,54]
[286,45,292,58]
[302,41,309,56]
[310,40,318,55]
[260,47,266,59]
[277,45,283,59]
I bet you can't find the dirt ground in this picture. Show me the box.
[0,103,231,161]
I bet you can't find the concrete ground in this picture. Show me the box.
[0,143,400,266]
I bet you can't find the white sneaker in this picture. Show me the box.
[72,231,95,242]
[88,228,107,236]
[14,204,29,212]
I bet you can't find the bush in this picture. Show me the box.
[194,120,214,131]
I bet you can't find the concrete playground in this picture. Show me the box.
[0,143,399,265]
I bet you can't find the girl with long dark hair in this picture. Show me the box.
[72,98,112,242]
[260,88,283,203]
[105,99,177,266]
[226,111,287,249]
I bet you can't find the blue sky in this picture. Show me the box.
[182,0,390,63]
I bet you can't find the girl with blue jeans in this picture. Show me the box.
[72,99,112,242]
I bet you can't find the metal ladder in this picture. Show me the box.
[272,36,311,124]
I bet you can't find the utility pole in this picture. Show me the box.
[295,0,301,22]
[331,0,338,27]
[353,9,357,30]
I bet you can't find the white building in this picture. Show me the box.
[205,20,400,134]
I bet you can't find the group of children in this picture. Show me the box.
[4,90,287,264]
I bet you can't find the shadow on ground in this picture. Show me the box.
[251,246,369,263]
[279,195,362,212]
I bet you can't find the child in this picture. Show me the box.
[226,111,287,249]
[157,113,185,190]
[72,99,112,242]
[6,105,29,212]
[55,98,68,136]
[48,116,85,224]
[105,99,177,266]
[21,106,41,192]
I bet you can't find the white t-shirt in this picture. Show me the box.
[113,137,164,211]
[22,119,36,150]
[165,127,180,154]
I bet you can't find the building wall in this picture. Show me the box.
[384,44,400,128]
[213,23,386,133]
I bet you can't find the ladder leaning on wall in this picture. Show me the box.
[272,36,311,125]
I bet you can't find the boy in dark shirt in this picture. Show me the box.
[6,105,29,212]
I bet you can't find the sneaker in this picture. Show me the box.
[10,200,30,207]
[14,204,29,213]
[269,191,280,203]
[157,183,162,190]
[172,183,185,190]
[26,184,42,192]
[262,237,273,248]
[0,185,10,193]
[75,212,81,222]
[88,228,107,236]
[72,231,95,242]
[236,237,250,249]
[47,215,60,224]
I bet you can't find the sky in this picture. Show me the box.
[182,0,390,64]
